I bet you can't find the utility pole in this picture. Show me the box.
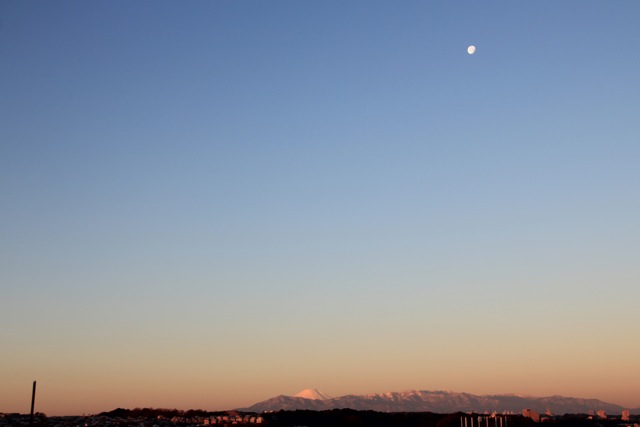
[30,381,37,426]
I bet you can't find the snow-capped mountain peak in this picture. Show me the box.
[293,389,332,400]
[240,389,630,415]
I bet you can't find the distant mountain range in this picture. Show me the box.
[240,389,638,415]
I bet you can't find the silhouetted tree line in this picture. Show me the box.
[5,409,636,427]
[98,408,227,419]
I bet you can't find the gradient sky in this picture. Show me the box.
[1,0,639,416]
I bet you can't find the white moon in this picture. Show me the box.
[467,45,476,55]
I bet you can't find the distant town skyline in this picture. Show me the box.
[2,0,639,416]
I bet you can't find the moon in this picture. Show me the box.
[467,45,476,55]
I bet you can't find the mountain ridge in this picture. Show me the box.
[239,389,637,415]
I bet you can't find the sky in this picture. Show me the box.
[1,0,639,416]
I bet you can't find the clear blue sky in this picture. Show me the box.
[1,0,639,416]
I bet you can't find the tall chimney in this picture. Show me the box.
[30,381,36,425]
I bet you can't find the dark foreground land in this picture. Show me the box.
[2,409,638,427]
[266,410,639,427]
